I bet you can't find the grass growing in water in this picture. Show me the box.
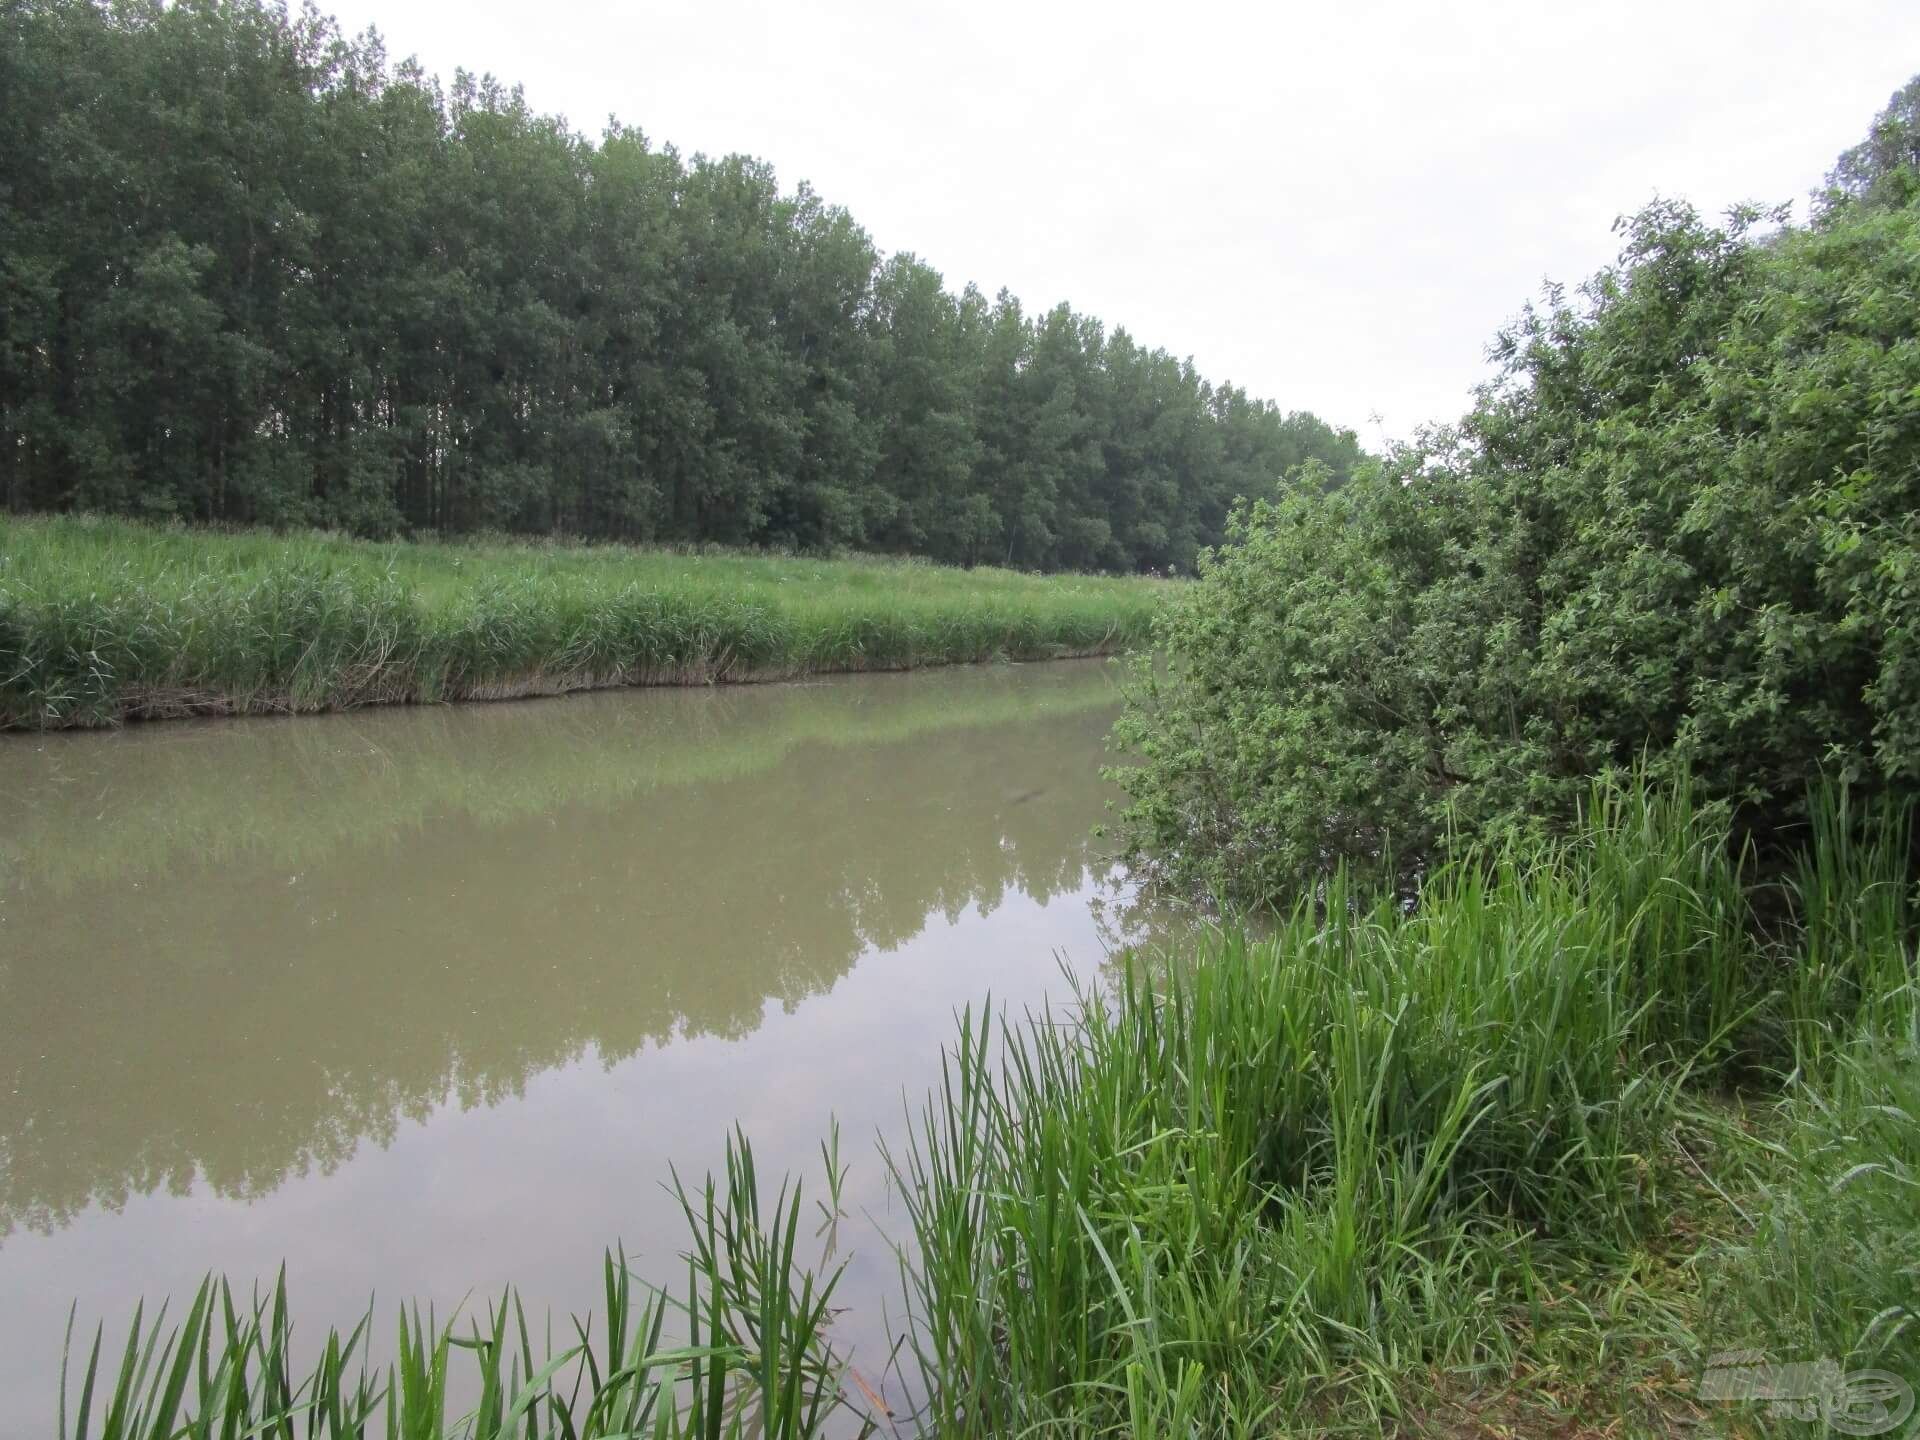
[58,1132,866,1440]
[0,515,1164,728]
[53,778,1920,1435]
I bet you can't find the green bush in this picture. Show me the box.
[1114,102,1920,905]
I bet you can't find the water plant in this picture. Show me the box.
[55,1134,868,1440]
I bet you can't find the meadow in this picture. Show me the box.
[0,515,1163,729]
[57,777,1920,1437]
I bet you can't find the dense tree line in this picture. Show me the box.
[0,0,1361,572]
[1115,78,1920,902]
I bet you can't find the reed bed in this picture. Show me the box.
[884,778,1917,1435]
[54,779,1920,1436]
[58,1133,867,1440]
[0,515,1164,728]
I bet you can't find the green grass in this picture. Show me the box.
[1695,1040,1920,1408]
[0,514,1165,728]
[59,1131,866,1440]
[884,777,1916,1436]
[52,778,1920,1436]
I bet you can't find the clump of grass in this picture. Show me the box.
[1779,784,1917,1062]
[1690,787,1919,1420]
[1697,1039,1920,1398]
[0,514,1165,728]
[57,1133,870,1440]
[884,775,1917,1435]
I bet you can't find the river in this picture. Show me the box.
[0,660,1149,1427]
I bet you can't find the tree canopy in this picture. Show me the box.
[0,0,1362,571]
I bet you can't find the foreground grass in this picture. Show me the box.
[57,780,1920,1437]
[890,782,1916,1437]
[0,515,1164,728]
[59,1134,862,1440]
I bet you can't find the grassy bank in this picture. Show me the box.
[890,781,1917,1436]
[0,516,1163,729]
[58,779,1919,1437]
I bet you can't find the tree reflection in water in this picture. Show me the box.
[0,662,1132,1239]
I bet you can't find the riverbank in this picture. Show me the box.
[0,516,1164,729]
[57,778,1919,1437]
[891,778,1919,1436]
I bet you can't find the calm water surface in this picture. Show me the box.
[0,661,1150,1427]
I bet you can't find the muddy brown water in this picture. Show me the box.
[0,660,1159,1428]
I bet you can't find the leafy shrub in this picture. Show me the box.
[1114,99,1920,905]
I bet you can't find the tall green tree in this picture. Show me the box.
[0,0,1361,569]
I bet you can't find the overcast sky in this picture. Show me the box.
[318,0,1919,442]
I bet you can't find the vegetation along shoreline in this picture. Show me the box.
[0,515,1163,730]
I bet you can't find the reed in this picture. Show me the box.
[885,775,1917,1434]
[0,514,1164,729]
[56,1133,869,1440]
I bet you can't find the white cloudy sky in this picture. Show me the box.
[318,0,1919,441]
